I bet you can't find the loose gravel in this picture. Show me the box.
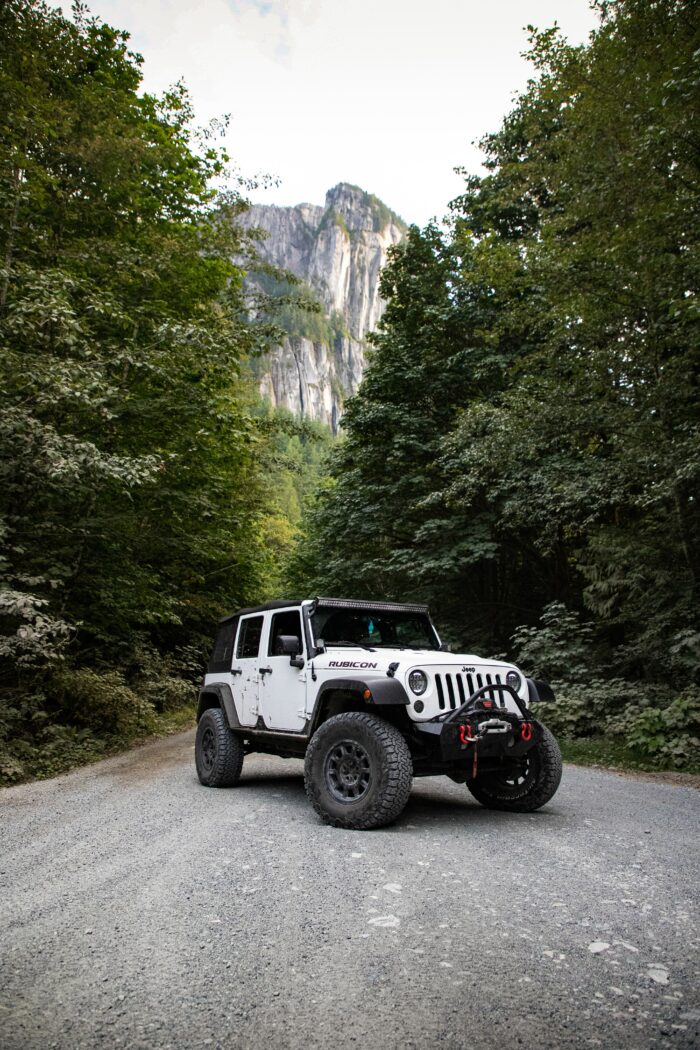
[1,729,698,1050]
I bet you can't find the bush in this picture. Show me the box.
[512,602,601,682]
[619,689,700,768]
[532,681,700,771]
[49,668,157,737]
[0,638,201,784]
[515,604,699,771]
[126,643,200,713]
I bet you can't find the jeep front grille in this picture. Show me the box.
[434,672,504,711]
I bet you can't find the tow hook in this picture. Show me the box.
[459,723,474,744]
[520,721,533,742]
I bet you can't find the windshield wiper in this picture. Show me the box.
[327,640,376,651]
[369,644,437,651]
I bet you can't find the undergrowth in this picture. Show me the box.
[0,645,200,786]
[558,737,700,777]
[0,702,196,786]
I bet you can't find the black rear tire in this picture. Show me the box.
[304,712,413,829]
[467,723,562,812]
[195,707,244,787]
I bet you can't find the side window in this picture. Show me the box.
[236,615,264,659]
[208,621,237,673]
[268,610,303,656]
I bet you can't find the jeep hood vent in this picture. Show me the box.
[312,596,430,615]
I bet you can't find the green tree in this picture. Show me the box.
[295,0,700,698]
[0,0,283,779]
[444,0,700,675]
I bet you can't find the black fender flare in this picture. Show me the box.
[526,678,555,704]
[197,684,241,728]
[317,676,410,706]
[310,676,410,734]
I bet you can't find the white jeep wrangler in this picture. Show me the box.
[195,597,562,829]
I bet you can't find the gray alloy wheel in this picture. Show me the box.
[304,711,413,829]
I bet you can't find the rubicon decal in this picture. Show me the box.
[329,661,379,669]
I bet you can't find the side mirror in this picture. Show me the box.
[275,635,305,669]
[440,642,451,652]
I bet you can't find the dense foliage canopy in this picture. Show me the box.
[289,0,700,766]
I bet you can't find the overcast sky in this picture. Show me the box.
[63,0,598,226]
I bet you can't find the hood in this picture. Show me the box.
[315,646,517,673]
[314,645,526,720]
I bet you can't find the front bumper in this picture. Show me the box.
[414,682,542,764]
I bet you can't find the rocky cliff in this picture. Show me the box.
[244,184,406,430]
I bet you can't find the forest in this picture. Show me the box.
[1,0,698,782]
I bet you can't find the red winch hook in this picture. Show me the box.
[459,723,474,744]
[521,721,533,742]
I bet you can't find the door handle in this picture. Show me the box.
[259,667,273,675]
[231,669,242,676]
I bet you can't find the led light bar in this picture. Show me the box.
[312,596,431,615]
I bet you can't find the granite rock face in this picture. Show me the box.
[244,184,406,430]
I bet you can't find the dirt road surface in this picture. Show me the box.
[1,730,699,1049]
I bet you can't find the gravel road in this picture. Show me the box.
[1,730,699,1050]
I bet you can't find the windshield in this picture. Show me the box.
[311,607,440,650]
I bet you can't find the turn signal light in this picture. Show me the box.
[363,688,372,701]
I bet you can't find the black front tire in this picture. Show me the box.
[304,712,413,829]
[195,707,244,787]
[467,724,562,812]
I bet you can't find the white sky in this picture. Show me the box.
[60,0,598,226]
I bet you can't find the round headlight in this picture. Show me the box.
[408,670,428,695]
[506,670,522,692]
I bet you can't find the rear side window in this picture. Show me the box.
[268,610,304,656]
[236,615,264,659]
[207,621,237,674]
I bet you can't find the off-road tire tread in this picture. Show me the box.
[304,712,413,830]
[467,723,562,812]
[196,707,244,787]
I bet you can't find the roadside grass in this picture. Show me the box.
[560,736,700,777]
[1,704,197,787]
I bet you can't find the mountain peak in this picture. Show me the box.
[324,183,407,234]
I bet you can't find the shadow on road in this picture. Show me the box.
[233,772,306,790]
[204,767,564,832]
[400,789,563,831]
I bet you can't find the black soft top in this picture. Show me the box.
[219,599,303,625]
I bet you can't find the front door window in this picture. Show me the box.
[268,610,303,656]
